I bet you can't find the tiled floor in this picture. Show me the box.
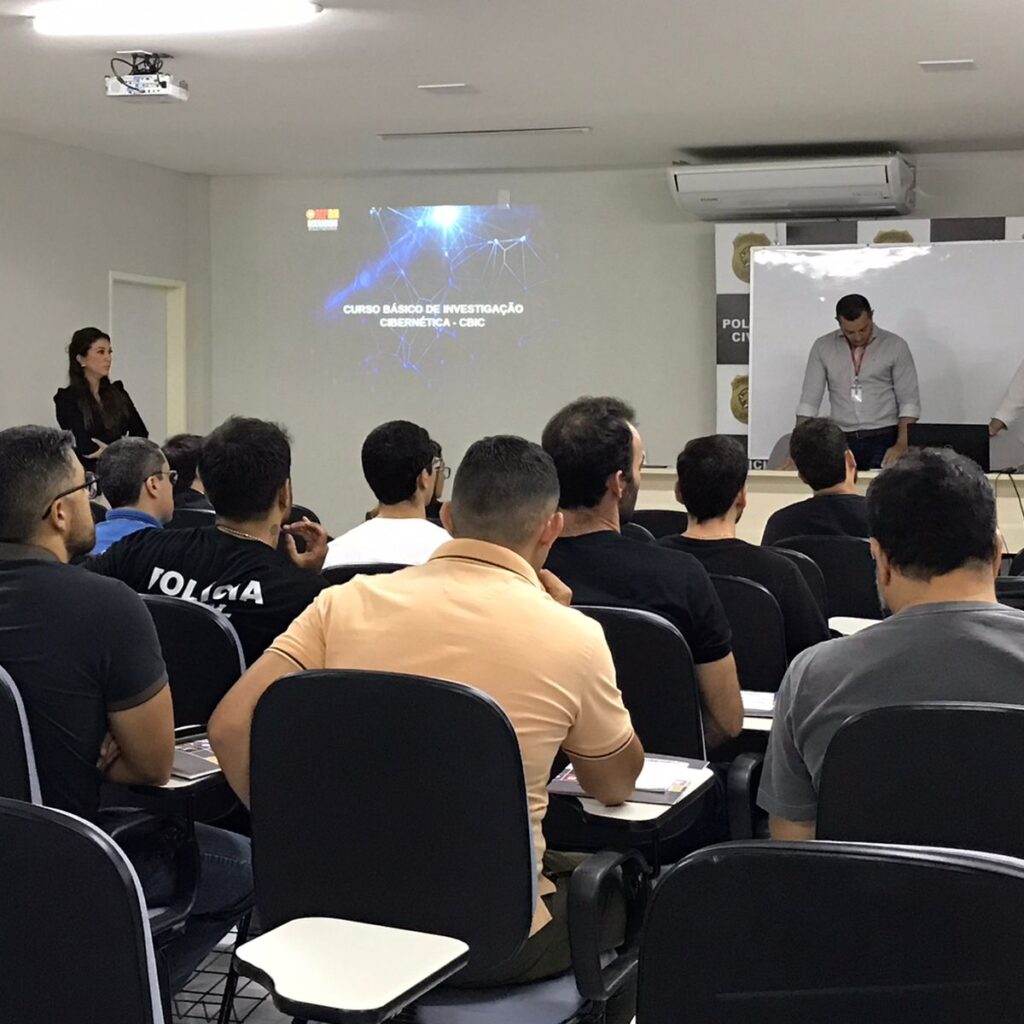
[171,950,289,1024]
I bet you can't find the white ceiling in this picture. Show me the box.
[2,0,1024,177]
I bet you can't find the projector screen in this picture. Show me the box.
[318,204,550,380]
[748,241,1024,468]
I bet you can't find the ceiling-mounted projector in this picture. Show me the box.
[105,51,188,103]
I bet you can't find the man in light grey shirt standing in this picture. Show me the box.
[758,448,1024,839]
[795,293,920,469]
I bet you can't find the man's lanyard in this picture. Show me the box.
[848,341,868,380]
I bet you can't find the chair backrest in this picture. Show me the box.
[708,575,789,692]
[0,665,41,803]
[0,797,164,1024]
[817,702,1024,857]
[249,671,535,982]
[140,595,246,729]
[322,562,409,587]
[630,508,689,540]
[639,840,1024,1023]
[772,534,883,619]
[995,575,1024,610]
[166,507,217,530]
[576,606,705,758]
[1009,549,1024,576]
[621,521,656,544]
[771,545,829,617]
[90,500,107,523]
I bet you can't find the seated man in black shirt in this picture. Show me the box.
[0,425,252,993]
[164,432,214,511]
[89,417,329,666]
[762,418,869,546]
[661,435,829,659]
[542,396,742,748]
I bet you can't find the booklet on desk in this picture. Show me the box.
[549,754,710,806]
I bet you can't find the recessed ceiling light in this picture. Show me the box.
[918,59,976,72]
[379,126,592,141]
[31,0,323,36]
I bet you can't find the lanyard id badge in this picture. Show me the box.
[851,381,864,403]
[849,343,867,403]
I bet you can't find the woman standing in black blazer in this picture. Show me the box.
[53,327,148,470]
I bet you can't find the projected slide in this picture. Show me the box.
[322,204,550,378]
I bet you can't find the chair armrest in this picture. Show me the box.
[567,848,652,1003]
[727,752,764,840]
[97,808,200,940]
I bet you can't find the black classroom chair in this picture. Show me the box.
[0,663,41,803]
[166,507,217,530]
[140,595,246,731]
[1009,549,1024,576]
[0,798,168,1024]
[638,840,1024,1023]
[243,670,648,1024]
[817,702,1024,857]
[621,521,656,543]
[771,545,829,618]
[542,606,717,863]
[322,562,409,586]
[772,534,883,619]
[90,500,107,523]
[709,575,788,692]
[630,509,688,540]
[995,575,1024,610]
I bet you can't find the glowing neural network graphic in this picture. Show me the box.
[324,204,544,375]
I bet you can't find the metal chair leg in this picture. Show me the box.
[216,911,252,1024]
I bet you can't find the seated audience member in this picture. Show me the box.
[91,437,176,555]
[762,417,869,546]
[323,420,449,568]
[425,439,446,522]
[662,435,829,659]
[88,417,328,665]
[210,436,643,987]
[758,448,1024,840]
[0,426,252,993]
[164,432,214,511]
[541,397,742,747]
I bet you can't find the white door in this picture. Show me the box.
[110,280,169,441]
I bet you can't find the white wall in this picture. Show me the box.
[209,168,714,534]
[0,128,209,436]
[205,150,1024,534]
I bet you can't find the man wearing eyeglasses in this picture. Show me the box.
[91,437,177,555]
[323,420,451,569]
[0,425,253,992]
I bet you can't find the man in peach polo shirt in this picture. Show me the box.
[210,435,643,987]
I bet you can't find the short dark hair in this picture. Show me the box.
[96,438,166,509]
[0,426,77,543]
[163,433,204,494]
[200,417,291,520]
[836,294,872,321]
[450,435,559,547]
[790,418,849,491]
[361,421,435,506]
[676,435,748,523]
[867,448,997,581]
[541,396,637,510]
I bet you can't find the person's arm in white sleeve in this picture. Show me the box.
[795,341,827,421]
[991,360,1024,436]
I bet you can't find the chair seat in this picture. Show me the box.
[418,968,587,1024]
[235,917,468,1024]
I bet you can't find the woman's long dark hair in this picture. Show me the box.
[67,327,130,431]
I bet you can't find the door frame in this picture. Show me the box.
[108,271,187,438]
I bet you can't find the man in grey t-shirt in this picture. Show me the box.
[758,447,1024,839]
